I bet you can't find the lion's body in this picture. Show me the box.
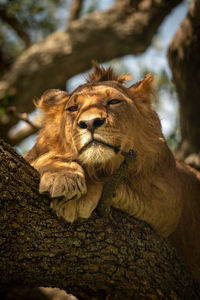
[25,64,200,281]
[170,161,200,280]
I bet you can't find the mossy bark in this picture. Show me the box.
[0,138,200,300]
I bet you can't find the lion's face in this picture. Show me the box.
[32,67,164,178]
[64,85,138,172]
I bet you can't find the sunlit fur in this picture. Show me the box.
[25,64,200,282]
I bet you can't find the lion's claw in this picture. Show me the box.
[39,171,87,201]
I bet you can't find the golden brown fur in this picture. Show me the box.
[25,64,200,281]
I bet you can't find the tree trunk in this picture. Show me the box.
[168,0,200,161]
[0,0,182,145]
[0,138,200,299]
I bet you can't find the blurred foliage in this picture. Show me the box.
[0,0,115,74]
[0,0,70,75]
[80,0,98,15]
[80,0,114,16]
[155,72,180,150]
[167,125,181,151]
[0,0,181,153]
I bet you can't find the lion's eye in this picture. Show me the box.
[67,105,78,112]
[107,99,122,105]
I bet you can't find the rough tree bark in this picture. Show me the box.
[168,0,200,162]
[0,0,182,144]
[1,138,200,300]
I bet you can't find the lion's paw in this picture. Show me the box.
[39,171,87,201]
[50,182,103,223]
[50,198,79,222]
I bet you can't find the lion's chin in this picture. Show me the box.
[79,142,116,166]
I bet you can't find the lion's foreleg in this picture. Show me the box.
[112,181,181,238]
[51,181,103,222]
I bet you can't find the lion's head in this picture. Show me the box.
[32,63,166,179]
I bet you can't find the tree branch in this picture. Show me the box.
[4,109,42,146]
[0,138,200,299]
[68,0,84,26]
[7,106,41,130]
[168,0,200,157]
[7,123,38,146]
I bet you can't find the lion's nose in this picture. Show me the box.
[77,117,105,132]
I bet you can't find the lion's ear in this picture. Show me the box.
[129,73,155,103]
[35,89,69,112]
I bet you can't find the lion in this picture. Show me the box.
[25,63,200,281]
